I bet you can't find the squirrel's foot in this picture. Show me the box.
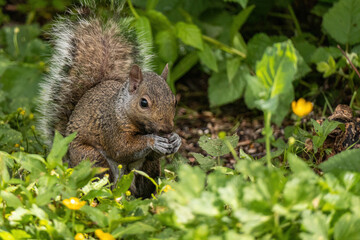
[151,133,181,155]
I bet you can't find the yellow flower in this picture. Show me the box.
[29,114,34,120]
[75,233,85,240]
[62,197,86,210]
[163,185,173,193]
[125,191,131,196]
[291,98,313,118]
[14,27,19,34]
[14,143,20,148]
[95,229,115,240]
[20,110,26,116]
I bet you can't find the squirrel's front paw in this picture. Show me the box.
[151,133,181,155]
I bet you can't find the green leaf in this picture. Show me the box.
[208,64,248,107]
[311,47,342,63]
[10,230,31,239]
[198,43,218,72]
[226,57,241,82]
[191,153,215,171]
[0,66,43,111]
[334,213,360,240]
[0,232,15,240]
[287,153,315,176]
[171,52,199,83]
[300,211,329,240]
[47,131,76,169]
[0,124,22,153]
[155,30,178,64]
[319,149,360,173]
[113,171,134,197]
[81,205,108,228]
[68,160,97,189]
[230,5,255,39]
[323,0,360,45]
[112,222,157,237]
[0,190,22,208]
[245,40,298,125]
[246,33,273,69]
[198,135,239,157]
[176,22,203,50]
[146,10,172,32]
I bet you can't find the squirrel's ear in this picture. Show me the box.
[129,65,143,93]
[161,63,169,80]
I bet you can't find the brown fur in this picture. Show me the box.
[54,19,135,137]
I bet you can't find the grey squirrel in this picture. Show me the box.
[38,1,181,198]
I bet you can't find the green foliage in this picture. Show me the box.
[245,40,298,125]
[323,0,360,45]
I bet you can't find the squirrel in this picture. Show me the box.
[37,1,181,198]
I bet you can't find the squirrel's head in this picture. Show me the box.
[123,64,177,135]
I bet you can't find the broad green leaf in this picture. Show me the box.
[112,222,157,237]
[293,39,317,64]
[0,151,11,183]
[0,66,43,111]
[171,52,199,83]
[300,211,329,240]
[0,124,22,153]
[319,149,360,173]
[47,131,76,169]
[155,30,178,64]
[113,171,134,197]
[208,64,248,107]
[146,10,172,32]
[334,213,360,240]
[146,0,159,10]
[287,153,315,176]
[246,33,273,69]
[191,153,215,171]
[311,47,342,63]
[0,190,22,208]
[230,5,255,39]
[0,54,13,76]
[68,160,97,189]
[226,57,241,82]
[81,205,108,228]
[0,232,15,240]
[323,0,360,45]
[245,41,298,125]
[198,135,239,157]
[10,230,31,239]
[176,22,203,50]
[198,43,218,72]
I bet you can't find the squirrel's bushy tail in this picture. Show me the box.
[38,0,152,144]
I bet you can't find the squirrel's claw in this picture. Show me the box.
[151,133,181,155]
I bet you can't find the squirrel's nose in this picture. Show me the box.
[157,122,173,135]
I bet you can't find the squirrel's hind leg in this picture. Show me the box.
[68,139,115,181]
[131,159,160,198]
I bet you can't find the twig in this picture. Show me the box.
[337,44,360,79]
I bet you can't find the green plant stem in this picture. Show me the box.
[127,0,139,19]
[13,29,19,56]
[202,35,246,58]
[264,111,272,167]
[72,211,75,234]
[287,5,302,35]
[350,91,357,109]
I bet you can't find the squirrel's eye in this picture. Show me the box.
[140,98,148,108]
